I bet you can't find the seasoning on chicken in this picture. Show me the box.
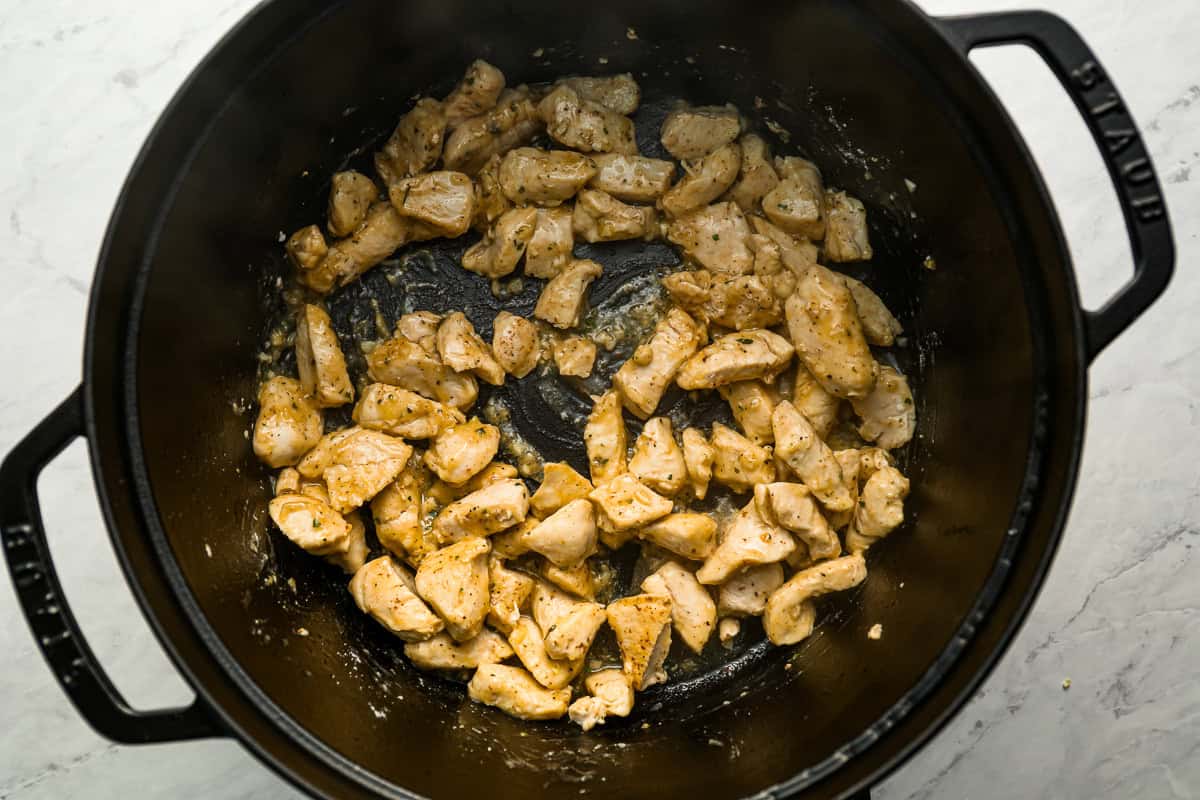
[823,190,873,262]
[771,401,853,512]
[367,333,479,409]
[845,466,910,553]
[442,59,506,128]
[662,271,783,330]
[300,202,417,293]
[763,553,867,645]
[349,556,445,641]
[725,134,780,213]
[543,601,607,662]
[473,154,512,231]
[561,73,641,115]
[641,561,716,653]
[660,142,742,218]
[612,307,704,419]
[538,84,637,154]
[375,98,447,187]
[414,536,491,642]
[786,264,878,399]
[499,147,598,206]
[638,513,718,561]
[461,205,538,279]
[763,157,825,240]
[427,462,520,506]
[404,629,513,671]
[388,170,476,238]
[607,593,673,690]
[553,337,597,378]
[718,380,776,445]
[253,376,323,468]
[589,474,673,533]
[491,311,541,378]
[353,384,465,439]
[842,276,903,346]
[310,428,413,514]
[680,428,715,501]
[696,498,796,584]
[660,105,741,160]
[589,153,676,203]
[396,310,442,350]
[857,447,896,481]
[423,419,500,485]
[523,498,598,569]
[793,362,841,440]
[851,365,915,450]
[665,201,754,275]
[677,328,793,391]
[286,224,327,271]
[717,562,784,618]
[508,615,585,690]
[533,258,603,329]
[628,417,688,496]
[749,216,820,273]
[714,418,780,489]
[372,467,434,565]
[468,663,571,720]
[487,555,535,634]
[749,235,797,301]
[328,171,378,237]
[755,482,840,561]
[432,478,529,544]
[525,206,575,279]
[443,88,542,175]
[584,389,627,485]
[573,189,658,242]
[568,668,634,731]
[268,492,356,566]
[435,312,505,386]
[491,517,539,559]
[531,580,584,634]
[530,462,594,517]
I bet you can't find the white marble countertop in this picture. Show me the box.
[0,1,1196,797]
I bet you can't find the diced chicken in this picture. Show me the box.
[274,467,302,496]
[296,426,359,478]
[612,307,704,419]
[268,492,355,563]
[714,419,779,487]
[561,74,641,115]
[334,510,371,574]
[851,365,915,450]
[696,498,795,584]
[662,270,782,330]
[542,559,596,599]
[754,482,840,561]
[543,601,607,662]
[388,170,476,238]
[607,594,673,690]
[530,462,594,517]
[367,334,479,409]
[589,153,675,203]
[353,384,465,439]
[491,517,539,559]
[763,157,825,240]
[823,448,861,533]
[461,205,538,279]
[533,258,602,329]
[427,461,518,506]
[372,468,435,565]
[573,189,658,242]
[793,362,841,439]
[718,562,784,618]
[718,617,741,647]
[857,447,896,481]
[845,466,910,553]
[639,513,717,560]
[316,428,413,514]
[253,376,323,468]
[771,401,852,512]
[499,147,598,206]
[628,417,687,496]
[749,216,820,273]
[423,419,500,484]
[327,170,378,237]
[508,615,584,690]
[589,474,673,532]
[665,201,753,275]
[749,234,797,301]
[442,59,506,128]
[396,310,442,351]
[786,264,878,399]
[680,428,715,501]
[286,224,328,271]
[468,663,571,720]
[718,380,776,444]
[531,580,583,633]
[568,668,634,731]
[525,206,574,279]
[660,142,742,217]
[491,311,541,378]
[523,498,597,569]
[537,84,637,154]
[300,202,416,293]
[842,276,902,346]
[764,553,867,645]
[473,154,512,231]
[432,478,529,543]
[405,629,513,670]
[584,389,627,485]
[487,555,535,634]
[660,105,741,160]
[414,536,491,641]
[435,312,505,386]
[725,134,780,213]
[375,98,447,186]
[349,556,445,641]
[641,561,716,653]
[677,329,794,390]
[443,88,542,175]
[553,336,597,377]
[823,190,873,262]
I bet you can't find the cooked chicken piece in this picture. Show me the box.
[533,258,603,329]
[568,668,634,731]
[846,466,910,553]
[423,419,500,485]
[313,428,413,514]
[461,205,538,279]
[822,448,861,533]
[680,428,715,501]
[696,498,795,584]
[718,562,784,618]
[749,216,819,273]
[274,467,302,496]
[589,153,675,203]
[442,59,506,128]
[372,469,435,565]
[268,492,355,563]
[553,337,597,378]
[427,462,518,506]
[295,426,359,478]
[628,417,687,496]
[524,206,574,279]
[286,224,328,271]
[531,579,582,632]
[300,202,417,293]
[530,462,593,517]
[677,329,793,390]
[718,380,776,444]
[499,147,597,206]
[434,312,504,386]
[487,555,535,634]
[432,478,529,543]
[473,154,512,231]
[754,482,840,561]
[710,420,777,492]
[857,447,896,481]
[607,593,673,690]
[375,98,447,187]
[764,553,867,645]
[405,629,513,670]
[321,504,366,576]
[353,384,465,439]
[851,365,915,450]
[349,556,444,641]
[367,333,479,409]
[414,536,490,641]
[639,513,717,560]
[665,201,754,275]
[589,474,673,532]
[793,362,841,439]
[786,264,878,399]
[327,170,378,237]
[771,401,852,512]
[612,307,704,419]
[749,234,798,301]
[542,559,596,600]
[825,422,868,452]
[387,170,476,238]
[491,516,539,559]
[660,105,741,160]
[660,142,742,218]
[491,311,541,378]
[561,73,641,115]
[523,499,597,569]
[253,376,323,468]
[763,157,825,240]
[725,134,780,213]
[841,276,902,346]
[662,270,782,330]
[823,190,873,262]
[468,663,571,720]
[508,615,585,690]
[396,310,442,351]
[584,389,627,485]
[543,601,607,662]
[537,84,637,154]
[718,617,741,647]
[572,189,658,243]
[641,561,716,653]
[443,88,542,175]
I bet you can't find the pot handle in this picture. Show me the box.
[0,387,222,743]
[938,10,1174,361]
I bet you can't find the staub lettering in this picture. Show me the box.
[1071,60,1104,90]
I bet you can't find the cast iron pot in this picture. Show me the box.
[0,1,1174,798]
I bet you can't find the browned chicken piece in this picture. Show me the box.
[404,629,513,671]
[296,426,360,478]
[749,216,820,273]
[764,553,867,645]
[253,376,323,468]
[572,189,658,242]
[372,469,435,565]
[772,401,853,512]
[499,147,598,206]
[607,593,673,690]
[286,224,328,270]
[561,73,641,115]
[628,417,688,496]
[763,157,825,240]
[396,310,442,351]
[543,556,597,600]
[793,362,841,440]
[508,616,585,690]
[318,428,414,514]
[823,448,861,533]
[696,497,796,584]
[435,312,505,386]
[349,556,445,641]
[638,513,718,560]
[414,536,491,642]
[552,337,597,377]
[367,334,479,410]
[473,154,512,231]
[724,134,780,214]
[537,84,637,155]
[327,171,378,237]
[534,258,602,329]
[718,380,776,445]
[353,384,465,439]
[543,601,607,663]
[589,474,673,533]
[660,142,742,218]
[442,59,506,129]
[662,270,783,330]
[641,561,716,654]
[841,276,903,346]
[432,478,529,544]
[845,466,910,553]
[823,190,873,262]
[294,305,353,408]
[426,462,518,506]
[491,516,539,559]
[676,329,794,390]
[487,555,535,635]
[680,428,715,501]
[612,307,704,419]
[857,447,896,481]
[584,389,627,485]
[468,663,571,720]
[524,498,597,569]
[665,201,754,275]
[374,98,447,187]
[660,105,741,160]
[525,206,574,279]
[443,88,542,175]
[274,467,302,496]
[301,202,417,293]
[568,668,634,731]
[851,365,915,450]
[388,171,477,238]
[491,311,541,378]
[710,422,776,492]
[530,462,594,517]
[786,264,878,399]
[423,419,500,485]
[754,482,841,561]
[268,492,356,565]
[589,153,676,203]
[717,562,784,618]
[749,235,798,301]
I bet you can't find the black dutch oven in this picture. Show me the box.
[0,1,1174,798]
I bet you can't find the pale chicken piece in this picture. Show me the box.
[857,447,896,481]
[665,201,754,275]
[718,617,741,648]
[718,562,785,618]
[640,561,716,654]
[405,629,513,671]
[749,215,820,273]
[553,337,597,378]
[696,498,796,585]
[268,492,354,562]
[749,234,798,301]
[754,482,840,561]
[319,428,414,514]
[537,84,637,154]
[568,668,634,731]
[487,555,535,635]
[274,467,302,496]
[349,556,444,641]
[772,401,853,512]
[461,205,538,279]
[423,419,500,485]
[396,310,442,351]
[823,190,873,262]
[414,536,491,641]
[660,142,742,218]
[718,380,776,445]
[606,593,673,690]
[468,664,571,720]
[533,258,603,329]
[372,469,435,565]
[851,365,916,450]
[638,513,717,560]
[473,154,512,231]
[432,478,529,544]
[442,59,506,128]
[712,419,776,491]
[661,270,782,330]
[499,147,598,206]
[375,98,447,186]
[353,384,465,439]
[763,157,825,240]
[508,616,584,690]
[524,499,597,569]
[628,417,688,496]
[530,462,593,517]
[286,224,327,271]
[846,466,910,553]
[367,334,479,409]
[793,362,841,439]
[253,376,323,469]
[588,474,673,533]
[531,579,583,634]
[443,88,542,175]
[589,153,676,203]
[612,307,704,419]
[435,312,505,386]
[842,276,903,346]
[786,264,878,399]
[764,553,867,645]
[491,516,539,559]
[585,390,627,485]
[327,170,378,237]
[543,601,607,662]
[335,511,371,574]
[561,73,641,115]
[660,105,741,160]
[572,189,658,243]
[677,329,794,391]
[491,311,541,378]
[725,134,780,213]
[427,462,518,506]
[680,428,715,501]
[300,202,417,293]
[296,426,360,479]
[388,171,476,238]
[824,448,861,533]
[525,206,574,279]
